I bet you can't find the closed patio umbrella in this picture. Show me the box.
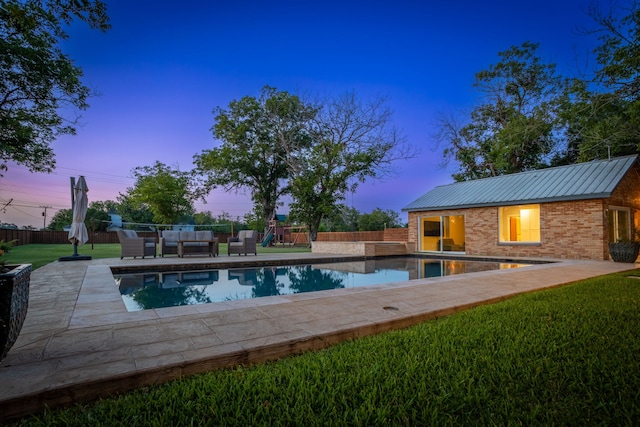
[59,176,92,261]
[68,176,89,246]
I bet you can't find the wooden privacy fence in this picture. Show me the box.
[0,228,408,247]
[381,227,409,242]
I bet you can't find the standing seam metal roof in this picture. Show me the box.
[402,155,639,212]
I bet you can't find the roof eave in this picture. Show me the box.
[402,193,613,212]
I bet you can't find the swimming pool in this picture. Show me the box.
[116,257,531,312]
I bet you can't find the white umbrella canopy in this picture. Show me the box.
[68,176,89,246]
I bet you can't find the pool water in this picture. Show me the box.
[116,257,530,312]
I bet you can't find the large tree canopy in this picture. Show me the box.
[196,87,414,240]
[0,0,110,175]
[437,42,571,181]
[441,4,640,175]
[560,1,640,161]
[591,1,640,98]
[125,161,199,225]
[284,92,414,240]
[194,86,317,230]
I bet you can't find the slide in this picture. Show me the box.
[261,231,274,247]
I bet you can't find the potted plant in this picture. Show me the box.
[0,240,32,362]
[608,230,640,263]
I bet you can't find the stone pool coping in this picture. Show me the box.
[0,253,635,421]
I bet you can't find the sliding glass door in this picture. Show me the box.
[419,215,465,252]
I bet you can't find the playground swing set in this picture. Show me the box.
[261,214,307,247]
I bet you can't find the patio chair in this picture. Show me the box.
[228,230,258,256]
[228,269,258,286]
[116,230,156,259]
[158,230,180,257]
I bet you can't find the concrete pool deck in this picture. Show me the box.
[0,253,636,421]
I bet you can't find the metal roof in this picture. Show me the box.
[402,155,639,212]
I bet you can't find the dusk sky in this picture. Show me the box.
[0,0,601,228]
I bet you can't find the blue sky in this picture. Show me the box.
[0,0,601,228]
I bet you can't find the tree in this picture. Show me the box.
[46,208,71,230]
[84,201,110,247]
[85,201,110,232]
[45,202,109,232]
[115,193,154,226]
[193,210,216,226]
[285,92,415,240]
[0,0,110,175]
[320,205,360,232]
[243,210,264,233]
[437,42,570,181]
[193,210,245,234]
[198,87,414,241]
[559,86,639,161]
[194,86,317,231]
[126,161,199,225]
[358,208,402,231]
[560,1,640,161]
[90,200,118,214]
[590,1,640,100]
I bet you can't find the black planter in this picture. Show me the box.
[0,264,31,362]
[608,242,640,263]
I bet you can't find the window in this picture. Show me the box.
[608,207,630,242]
[419,215,465,252]
[498,204,540,243]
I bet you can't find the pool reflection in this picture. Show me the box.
[116,258,530,311]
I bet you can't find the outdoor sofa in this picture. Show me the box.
[438,238,465,252]
[159,230,219,257]
[227,230,258,256]
[116,230,157,259]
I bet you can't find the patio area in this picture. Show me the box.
[0,253,636,421]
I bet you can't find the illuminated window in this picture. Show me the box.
[498,204,540,243]
[608,207,630,242]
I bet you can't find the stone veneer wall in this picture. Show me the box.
[406,163,640,260]
[311,241,409,256]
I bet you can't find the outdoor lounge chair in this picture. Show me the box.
[158,230,180,257]
[116,229,156,259]
[228,230,258,256]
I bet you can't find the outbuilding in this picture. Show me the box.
[402,155,640,260]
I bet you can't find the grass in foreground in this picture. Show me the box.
[3,243,311,270]
[10,270,640,425]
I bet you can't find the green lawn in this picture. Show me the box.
[3,243,311,270]
[7,270,640,425]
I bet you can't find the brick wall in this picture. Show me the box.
[406,163,640,260]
